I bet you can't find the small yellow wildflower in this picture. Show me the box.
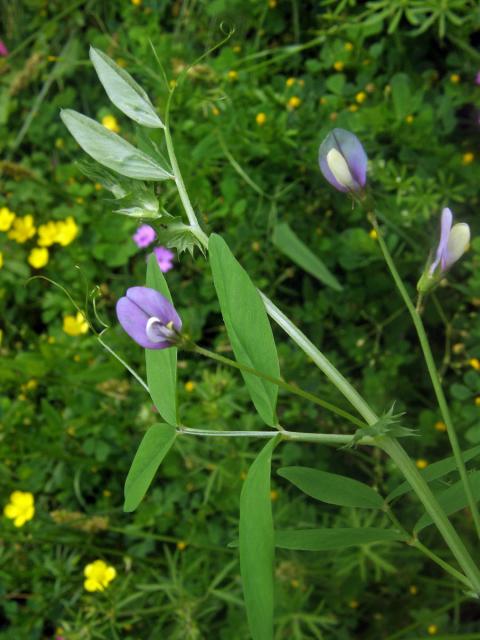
[329,112,338,121]
[8,214,36,243]
[287,96,301,110]
[344,42,353,51]
[131,0,142,5]
[0,206,15,231]
[28,247,49,269]
[4,491,35,527]
[268,0,277,8]
[286,77,296,87]
[37,221,59,247]
[55,217,78,246]
[369,229,378,240]
[25,379,38,391]
[211,106,220,116]
[116,58,127,68]
[452,343,464,354]
[0,252,3,269]
[63,312,89,336]
[270,490,279,501]
[101,115,120,133]
[462,152,474,165]
[469,358,480,371]
[475,397,480,407]
[177,540,188,551]
[348,104,359,112]
[83,559,116,592]
[251,240,261,252]
[356,91,367,104]
[348,599,359,609]
[233,45,241,53]
[184,381,196,392]
[427,624,438,636]
[95,183,103,191]
[409,585,418,595]
[333,61,344,72]
[434,421,447,432]
[227,70,238,81]
[291,579,300,588]
[256,112,267,126]
[55,138,64,149]
[450,73,460,84]
[405,115,414,124]
[416,459,428,470]
[320,97,328,105]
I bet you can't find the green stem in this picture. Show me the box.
[381,437,480,593]
[370,213,480,541]
[192,344,366,429]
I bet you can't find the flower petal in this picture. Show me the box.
[430,207,452,274]
[116,297,168,349]
[125,287,181,331]
[318,128,367,192]
[445,223,470,268]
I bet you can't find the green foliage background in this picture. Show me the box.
[1,0,480,638]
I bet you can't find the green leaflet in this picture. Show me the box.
[124,423,176,512]
[145,254,178,425]
[272,222,342,291]
[414,470,480,533]
[60,109,172,181]
[387,444,480,502]
[278,466,384,509]
[275,528,406,550]
[209,234,280,426]
[240,436,280,640]
[90,47,164,129]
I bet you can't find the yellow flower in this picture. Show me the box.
[348,104,359,112]
[333,61,344,72]
[355,91,367,104]
[0,252,3,269]
[37,221,59,247]
[416,459,428,470]
[369,229,378,240]
[287,96,301,110]
[434,421,447,432]
[63,312,89,336]
[427,624,438,635]
[184,381,196,393]
[251,240,261,252]
[28,247,49,269]
[462,152,474,165]
[469,358,480,371]
[286,77,296,87]
[176,540,188,551]
[131,0,142,4]
[232,45,241,53]
[0,206,15,231]
[4,491,35,527]
[55,217,78,246]
[344,42,353,51]
[83,559,116,592]
[405,114,414,124]
[409,585,418,595]
[256,112,267,126]
[475,397,480,407]
[450,73,460,84]
[101,115,120,133]
[348,599,359,609]
[227,70,238,81]
[268,0,277,7]
[211,106,220,116]
[270,489,279,501]
[8,214,36,243]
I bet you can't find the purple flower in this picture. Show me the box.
[154,246,174,273]
[116,286,182,349]
[318,128,367,192]
[133,224,156,248]
[475,71,480,86]
[429,208,470,275]
[0,41,8,57]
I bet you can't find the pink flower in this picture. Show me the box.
[133,224,156,248]
[154,246,174,273]
[0,41,8,57]
[475,71,480,86]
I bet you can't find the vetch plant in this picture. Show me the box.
[61,47,480,639]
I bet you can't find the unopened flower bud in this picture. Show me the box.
[319,128,367,193]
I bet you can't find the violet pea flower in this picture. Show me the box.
[133,224,156,248]
[116,287,182,349]
[318,128,367,193]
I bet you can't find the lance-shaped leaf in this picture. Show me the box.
[209,234,280,426]
[124,423,176,512]
[240,436,280,640]
[275,528,406,550]
[60,109,172,181]
[278,466,384,509]
[90,47,164,128]
[273,222,342,291]
[145,254,178,425]
[414,470,480,533]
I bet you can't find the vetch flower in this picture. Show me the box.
[429,208,470,278]
[318,128,367,193]
[116,286,181,349]
[4,491,35,527]
[83,559,116,592]
[154,246,174,273]
[133,224,156,248]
